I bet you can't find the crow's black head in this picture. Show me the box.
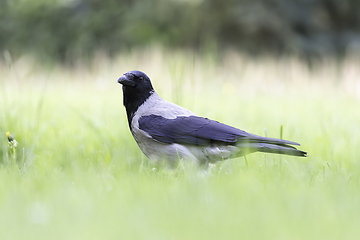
[118,70,155,124]
[118,70,153,89]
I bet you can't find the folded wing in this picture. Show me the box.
[138,115,305,154]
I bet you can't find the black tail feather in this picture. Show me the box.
[237,142,307,157]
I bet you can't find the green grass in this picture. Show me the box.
[1,51,360,240]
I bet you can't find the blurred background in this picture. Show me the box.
[1,0,360,63]
[2,1,360,240]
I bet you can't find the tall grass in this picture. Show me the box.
[0,49,360,240]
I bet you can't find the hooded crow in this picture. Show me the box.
[118,70,307,166]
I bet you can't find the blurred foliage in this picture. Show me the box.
[1,0,360,61]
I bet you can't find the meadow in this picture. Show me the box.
[1,49,360,240]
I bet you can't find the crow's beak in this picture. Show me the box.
[118,75,137,87]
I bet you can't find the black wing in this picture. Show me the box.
[138,114,300,146]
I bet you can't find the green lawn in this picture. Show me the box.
[1,51,360,240]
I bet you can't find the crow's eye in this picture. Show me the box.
[139,77,144,81]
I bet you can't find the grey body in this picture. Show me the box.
[131,92,241,165]
[118,70,307,167]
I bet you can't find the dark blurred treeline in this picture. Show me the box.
[1,0,360,62]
